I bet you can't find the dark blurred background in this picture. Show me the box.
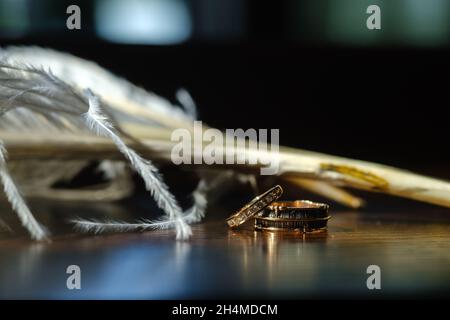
[1,0,449,171]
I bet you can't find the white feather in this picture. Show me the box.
[0,58,191,240]
[72,216,194,235]
[1,46,192,127]
[0,141,47,240]
[97,160,126,180]
[72,178,209,235]
[71,218,172,234]
[82,89,191,239]
[176,88,198,120]
[183,179,208,224]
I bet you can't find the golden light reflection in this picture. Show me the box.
[228,228,328,292]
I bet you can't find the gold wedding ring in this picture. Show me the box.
[265,200,329,219]
[255,200,331,233]
[226,185,283,228]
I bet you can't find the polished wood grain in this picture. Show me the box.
[0,190,450,299]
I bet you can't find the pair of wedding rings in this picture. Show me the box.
[226,185,330,233]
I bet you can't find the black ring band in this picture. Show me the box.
[254,215,330,232]
[255,200,330,232]
[262,200,329,219]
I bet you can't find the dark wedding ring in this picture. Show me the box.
[255,200,331,233]
[226,185,283,228]
[263,200,329,219]
[254,215,330,232]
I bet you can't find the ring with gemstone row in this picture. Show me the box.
[226,185,283,228]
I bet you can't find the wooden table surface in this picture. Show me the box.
[0,188,450,299]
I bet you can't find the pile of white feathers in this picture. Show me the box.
[0,46,220,241]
